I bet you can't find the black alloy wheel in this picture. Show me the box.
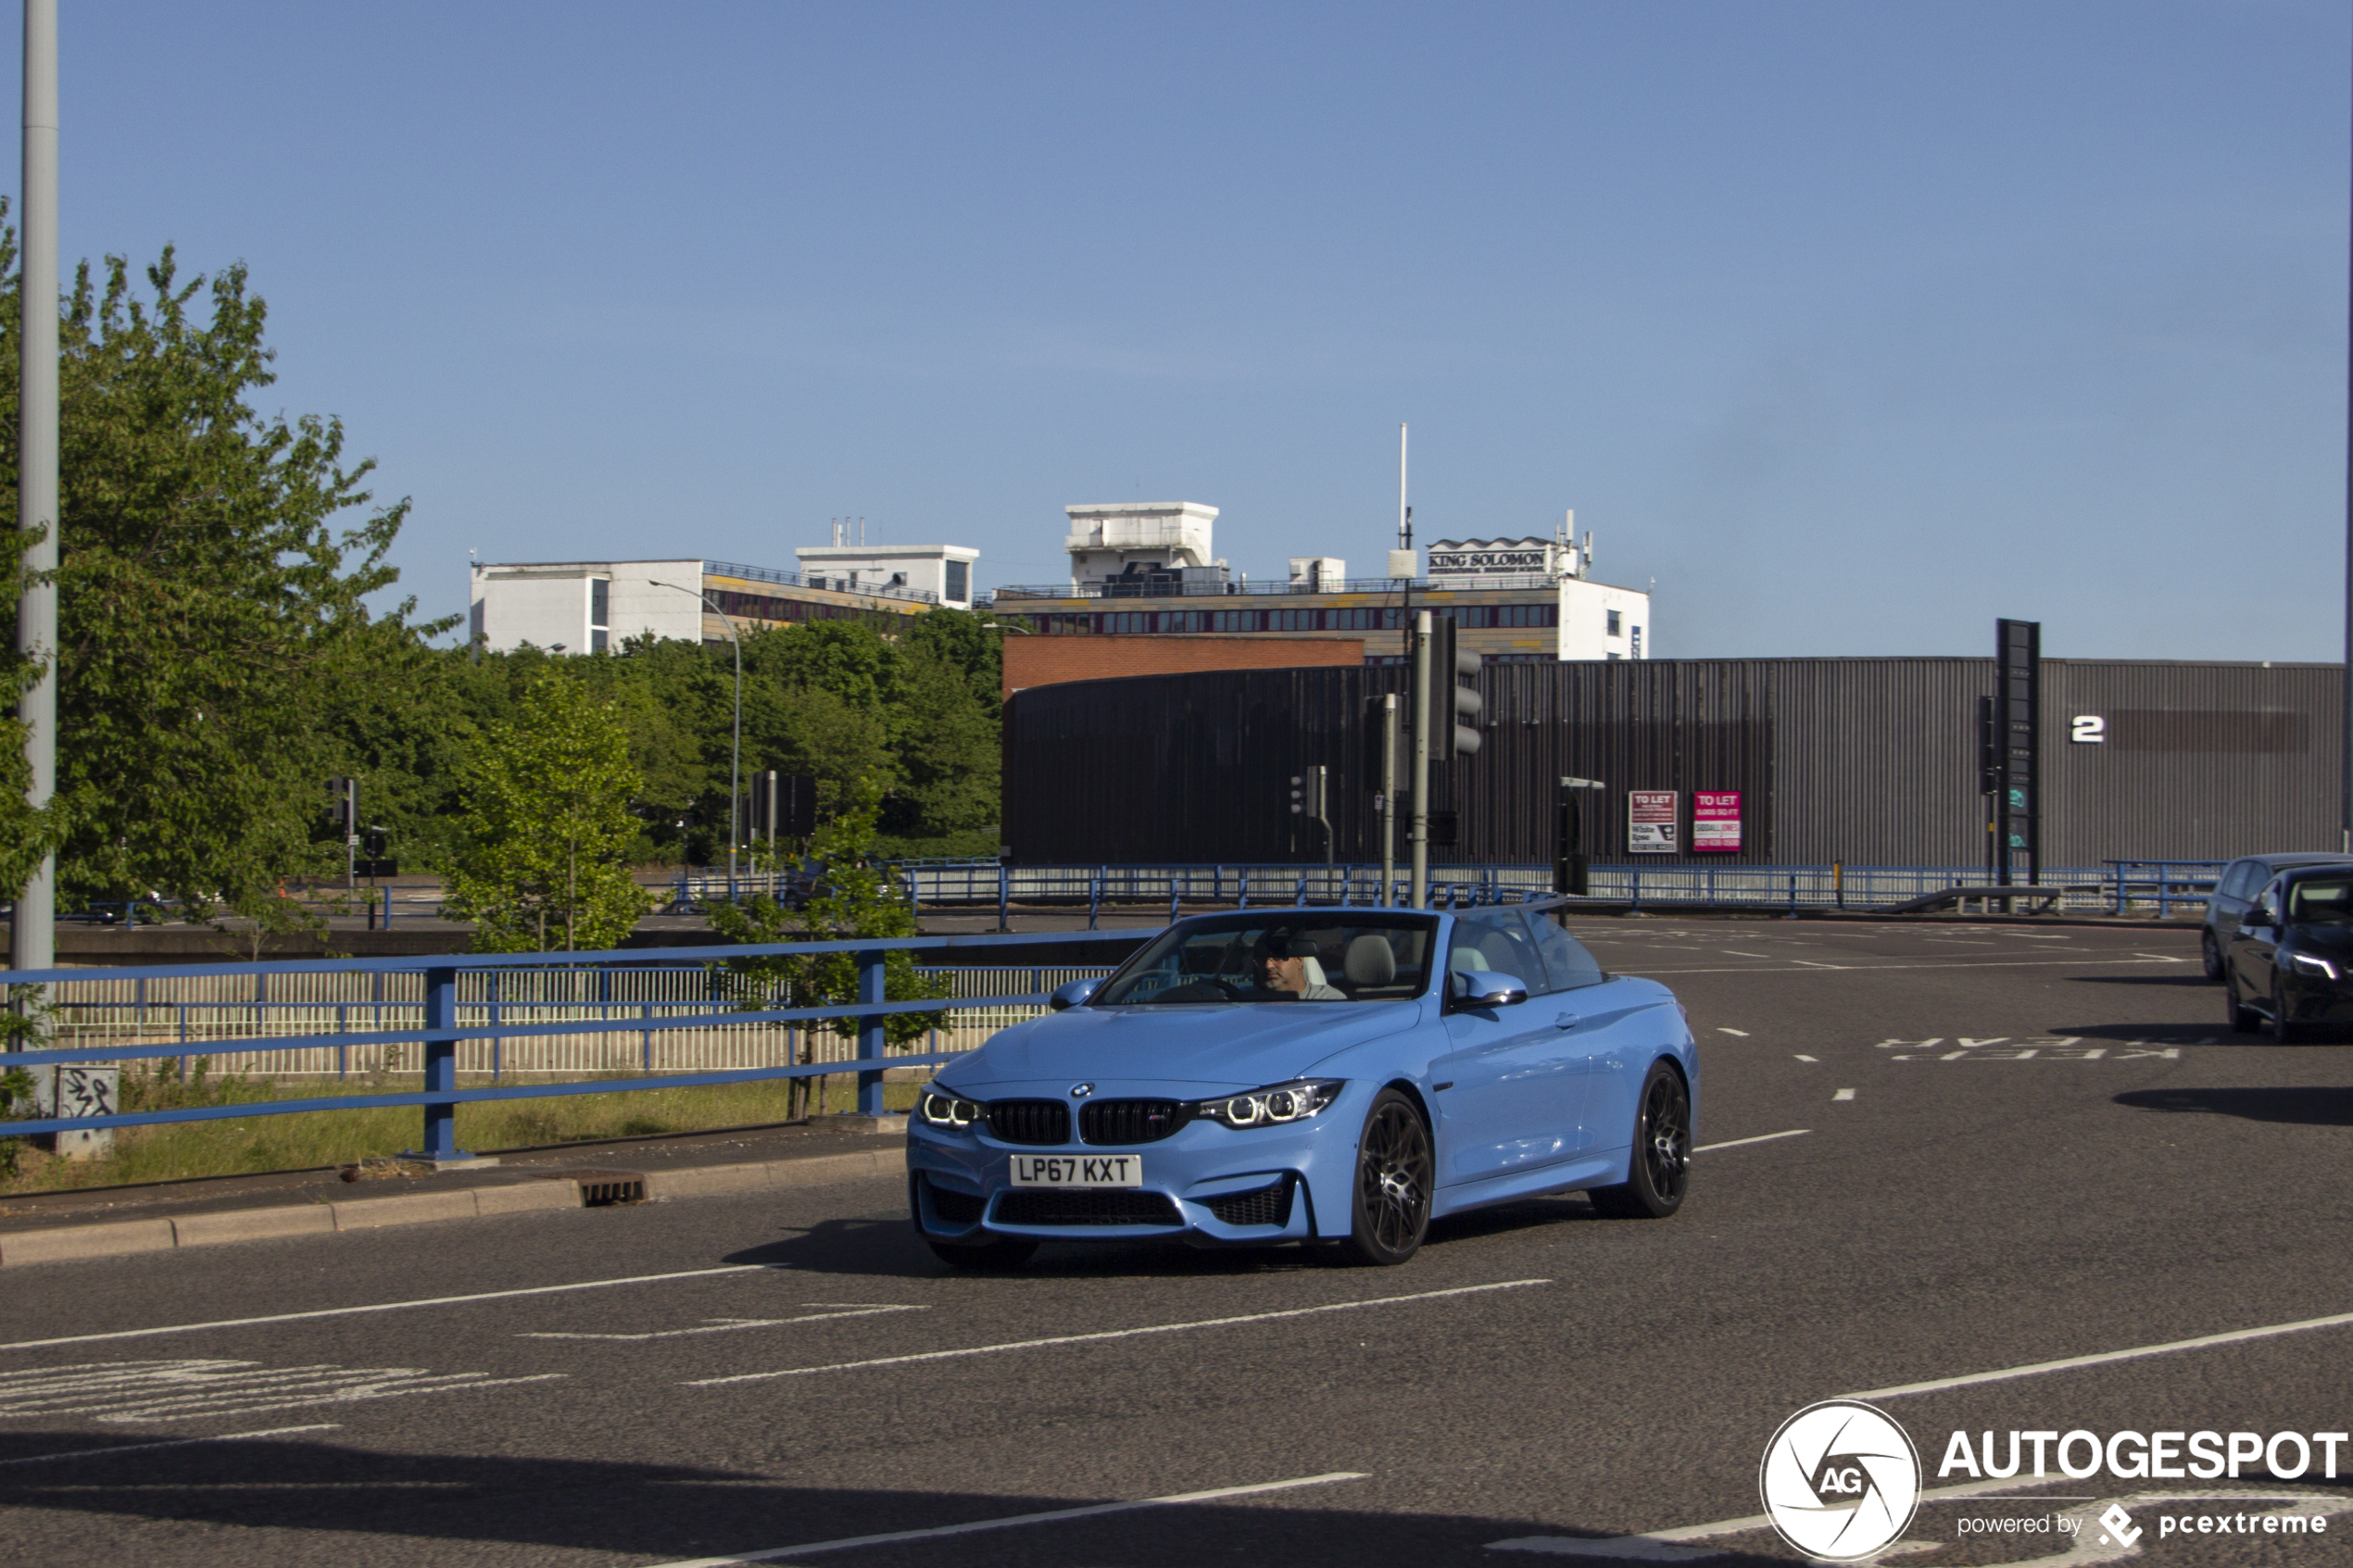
[1588,1061,1692,1220]
[2270,977,2313,1046]
[1336,1089,1433,1265]
[2201,931,2224,982]
[926,1236,1039,1270]
[2225,972,2261,1034]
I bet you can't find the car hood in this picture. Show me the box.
[2287,923,2353,959]
[938,1000,1426,1095]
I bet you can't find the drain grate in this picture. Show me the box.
[529,1170,646,1207]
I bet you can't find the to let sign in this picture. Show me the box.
[1629,791,1678,854]
[1693,791,1743,853]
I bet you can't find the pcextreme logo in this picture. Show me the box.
[1759,1400,1923,1562]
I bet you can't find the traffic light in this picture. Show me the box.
[323,776,358,836]
[1432,618,1482,761]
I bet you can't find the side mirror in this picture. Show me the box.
[1049,978,1101,1011]
[2245,905,2273,930]
[1448,970,1529,1010]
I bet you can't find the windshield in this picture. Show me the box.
[1092,913,1438,1005]
[2287,878,2353,924]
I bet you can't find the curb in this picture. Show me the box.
[0,1145,908,1267]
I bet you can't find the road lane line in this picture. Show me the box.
[0,1265,785,1352]
[1842,1309,2353,1401]
[0,1423,339,1468]
[1487,1474,2139,1555]
[685,1279,1552,1386]
[1833,1088,1856,1101]
[521,1305,925,1342]
[1793,1054,1818,1061]
[643,1471,1369,1565]
[1692,1130,1809,1153]
[1715,1028,1748,1036]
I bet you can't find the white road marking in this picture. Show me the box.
[0,1423,339,1467]
[1833,1088,1856,1100]
[1487,1475,2353,1560]
[1715,1028,1748,1036]
[1842,1306,2353,1401]
[1720,951,1771,959]
[1692,1129,1809,1153]
[685,1279,1552,1386]
[1793,1054,1818,1062]
[0,1359,564,1424]
[521,1305,924,1342]
[0,1265,784,1352]
[644,1471,1370,1565]
[1788,960,1846,969]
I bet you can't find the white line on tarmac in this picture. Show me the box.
[1716,1028,1749,1036]
[1488,1474,2136,1556]
[643,1471,1368,1566]
[0,1424,339,1468]
[1833,1088,1856,1101]
[1692,1129,1810,1153]
[1793,1054,1818,1062]
[0,1265,785,1352]
[1841,1308,2353,1401]
[520,1305,924,1342]
[685,1280,1551,1386]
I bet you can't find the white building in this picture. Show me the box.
[469,555,949,654]
[793,542,977,608]
[1063,502,1225,588]
[1428,517,1650,660]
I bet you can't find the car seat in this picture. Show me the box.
[1300,955,1330,990]
[1344,935,1396,986]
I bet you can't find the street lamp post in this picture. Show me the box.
[650,581,743,896]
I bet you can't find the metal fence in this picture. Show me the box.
[885,861,2225,919]
[0,930,1152,1160]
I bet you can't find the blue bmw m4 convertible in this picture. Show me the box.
[907,901,1698,1268]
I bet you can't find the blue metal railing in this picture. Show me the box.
[0,929,1157,1160]
[884,862,2198,917]
[2103,860,2228,919]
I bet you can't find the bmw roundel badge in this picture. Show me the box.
[1069,1083,1094,1098]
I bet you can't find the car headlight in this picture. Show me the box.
[1196,1080,1344,1129]
[2289,952,2340,980]
[920,1090,984,1128]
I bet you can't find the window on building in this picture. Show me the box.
[590,578,610,629]
[1606,609,1622,637]
[1631,626,1642,659]
[591,628,609,654]
[945,560,969,601]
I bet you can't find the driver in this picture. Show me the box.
[1256,934,1344,999]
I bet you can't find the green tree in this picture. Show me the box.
[443,677,652,952]
[0,213,445,910]
[708,773,950,1113]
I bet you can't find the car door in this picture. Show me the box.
[1517,909,1612,1156]
[2210,860,2259,947]
[2232,876,2284,1002]
[1430,911,1579,1186]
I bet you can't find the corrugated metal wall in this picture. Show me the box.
[1002,658,2344,866]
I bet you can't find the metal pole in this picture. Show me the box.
[2345,43,2352,853]
[13,0,57,970]
[1410,610,1431,909]
[1379,693,1397,904]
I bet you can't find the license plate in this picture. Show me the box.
[1009,1153,1143,1188]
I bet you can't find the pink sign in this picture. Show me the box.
[1628,791,1678,854]
[1693,791,1743,853]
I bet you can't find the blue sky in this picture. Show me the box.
[26,2,2352,659]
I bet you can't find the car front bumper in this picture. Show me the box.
[907,1084,1365,1247]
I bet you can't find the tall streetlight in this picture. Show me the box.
[13,0,57,971]
[649,581,743,894]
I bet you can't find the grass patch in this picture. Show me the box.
[0,1063,923,1198]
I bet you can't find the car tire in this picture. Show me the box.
[1333,1088,1433,1266]
[1587,1061,1692,1220]
[925,1236,1039,1270]
[2226,972,2260,1034]
[2201,931,2224,982]
[2270,978,2312,1046]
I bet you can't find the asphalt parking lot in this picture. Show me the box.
[3,917,2350,1566]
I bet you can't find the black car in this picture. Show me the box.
[2203,852,2353,979]
[2223,866,2353,1042]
